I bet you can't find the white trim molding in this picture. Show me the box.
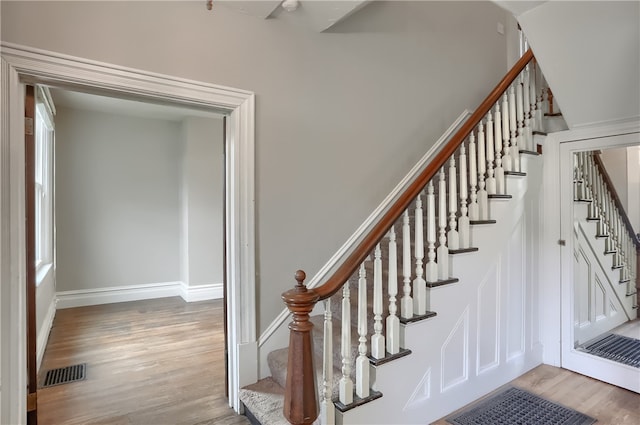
[0,42,257,423]
[181,282,224,302]
[56,282,184,309]
[36,297,56,371]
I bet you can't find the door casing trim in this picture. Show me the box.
[0,42,257,423]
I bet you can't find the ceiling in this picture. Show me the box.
[518,1,639,128]
[218,0,370,32]
[50,88,223,122]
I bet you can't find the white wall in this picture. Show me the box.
[518,1,640,128]
[1,0,510,333]
[55,106,182,291]
[600,146,640,233]
[180,117,225,288]
[35,267,55,368]
[600,148,628,210]
[626,146,640,233]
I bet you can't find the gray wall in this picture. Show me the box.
[55,107,182,291]
[2,0,509,333]
[180,117,225,287]
[600,146,640,233]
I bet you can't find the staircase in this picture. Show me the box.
[238,50,621,425]
[571,151,639,345]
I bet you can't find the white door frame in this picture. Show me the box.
[0,42,257,424]
[545,120,640,393]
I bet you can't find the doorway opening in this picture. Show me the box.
[31,85,232,423]
[0,44,256,425]
[559,130,640,393]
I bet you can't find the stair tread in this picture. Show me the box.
[449,247,479,254]
[400,311,437,324]
[239,377,289,425]
[520,149,540,156]
[470,220,497,225]
[488,194,512,199]
[334,390,383,413]
[426,277,459,288]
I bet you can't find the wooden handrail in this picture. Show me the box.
[593,153,640,250]
[281,50,535,425]
[313,49,535,300]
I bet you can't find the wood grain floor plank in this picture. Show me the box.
[432,364,640,425]
[37,297,250,425]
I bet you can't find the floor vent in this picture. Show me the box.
[41,363,86,388]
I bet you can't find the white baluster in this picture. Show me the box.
[459,144,470,249]
[523,67,532,151]
[509,85,520,172]
[516,75,526,152]
[501,93,512,173]
[493,102,505,195]
[413,191,427,315]
[587,154,598,218]
[448,155,459,250]
[590,157,601,219]
[356,262,369,399]
[437,167,449,280]
[401,210,413,319]
[598,172,608,239]
[535,71,545,131]
[371,243,385,359]
[529,63,538,132]
[605,191,614,253]
[320,298,335,425]
[468,132,479,221]
[615,209,623,268]
[425,181,437,283]
[477,124,489,219]
[614,206,622,268]
[386,226,400,354]
[619,227,627,282]
[573,153,580,200]
[339,283,353,405]
[486,114,497,195]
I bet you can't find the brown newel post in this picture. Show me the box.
[281,270,320,425]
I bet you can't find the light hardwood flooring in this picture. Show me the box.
[40,299,639,425]
[432,364,640,425]
[37,297,250,425]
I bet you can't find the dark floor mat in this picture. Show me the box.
[446,387,596,425]
[581,334,640,368]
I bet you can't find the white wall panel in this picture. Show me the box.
[476,262,500,374]
[506,219,525,361]
[441,308,469,391]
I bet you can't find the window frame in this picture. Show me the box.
[34,88,55,283]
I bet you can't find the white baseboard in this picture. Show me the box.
[36,297,56,371]
[56,281,223,309]
[180,282,224,302]
[56,281,183,309]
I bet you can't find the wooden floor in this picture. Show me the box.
[432,364,640,425]
[37,297,250,425]
[40,298,639,425]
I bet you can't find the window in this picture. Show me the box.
[35,91,54,276]
[519,27,529,58]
